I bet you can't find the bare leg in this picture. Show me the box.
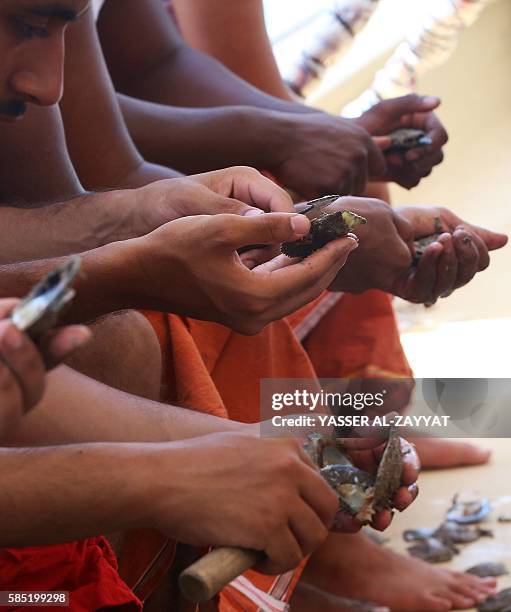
[64,310,163,575]
[65,310,162,401]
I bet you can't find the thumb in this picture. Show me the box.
[381,94,441,121]
[0,299,20,320]
[40,325,92,370]
[471,226,508,251]
[218,213,311,250]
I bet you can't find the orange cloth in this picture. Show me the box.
[0,538,141,612]
[139,289,411,610]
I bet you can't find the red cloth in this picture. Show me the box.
[0,538,141,612]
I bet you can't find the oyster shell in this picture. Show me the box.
[466,562,508,578]
[387,128,432,153]
[407,536,458,563]
[282,210,366,258]
[305,427,402,524]
[404,521,492,545]
[321,464,376,522]
[10,256,80,341]
[372,425,402,512]
[477,588,511,612]
[447,494,491,524]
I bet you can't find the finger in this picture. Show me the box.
[400,439,421,485]
[195,167,295,213]
[232,171,295,213]
[469,231,491,270]
[453,229,479,288]
[298,464,339,528]
[0,299,20,320]
[371,508,394,531]
[264,236,359,315]
[39,326,92,370]
[289,500,330,557]
[393,211,415,244]
[407,149,444,172]
[433,234,458,297]
[367,141,387,178]
[0,358,23,417]
[240,245,280,269]
[403,242,443,303]
[381,94,441,128]
[394,484,419,512]
[332,512,363,533]
[469,225,508,252]
[212,195,266,217]
[214,213,311,250]
[352,165,369,196]
[0,321,45,412]
[258,526,304,575]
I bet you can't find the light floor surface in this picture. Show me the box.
[382,438,511,611]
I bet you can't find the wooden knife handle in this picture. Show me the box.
[179,546,263,603]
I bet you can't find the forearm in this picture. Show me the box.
[0,443,164,546]
[121,44,312,114]
[97,0,312,116]
[120,96,273,174]
[0,237,138,322]
[0,190,140,264]
[9,366,241,446]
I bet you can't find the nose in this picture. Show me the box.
[9,36,65,107]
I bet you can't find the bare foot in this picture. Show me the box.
[412,438,491,469]
[299,532,497,611]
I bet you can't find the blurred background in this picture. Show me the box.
[264,0,511,377]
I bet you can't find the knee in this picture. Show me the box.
[67,310,162,400]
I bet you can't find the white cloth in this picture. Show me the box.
[91,0,105,21]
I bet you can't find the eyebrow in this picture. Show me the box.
[23,3,81,22]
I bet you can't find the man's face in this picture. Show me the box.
[0,0,88,122]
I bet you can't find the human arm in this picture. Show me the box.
[1,433,337,574]
[97,0,385,197]
[60,7,180,191]
[172,0,293,100]
[0,210,357,332]
[0,163,297,264]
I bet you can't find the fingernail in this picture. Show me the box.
[73,327,91,347]
[422,96,440,106]
[4,325,24,350]
[290,214,310,235]
[245,208,264,217]
[64,327,91,354]
[408,483,419,499]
